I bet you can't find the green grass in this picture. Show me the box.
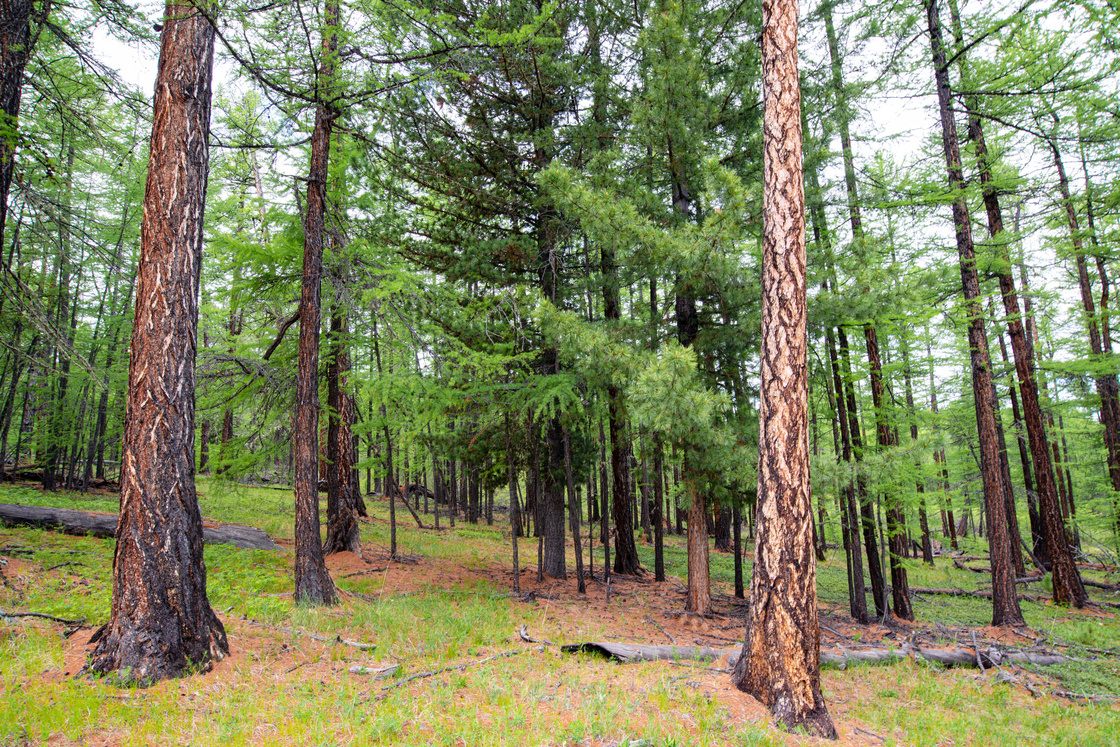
[3,478,1120,745]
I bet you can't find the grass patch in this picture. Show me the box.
[3,479,1120,745]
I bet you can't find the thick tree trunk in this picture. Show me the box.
[84,4,228,682]
[925,0,1022,626]
[734,2,836,734]
[292,0,340,605]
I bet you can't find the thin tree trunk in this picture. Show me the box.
[506,412,520,593]
[1048,123,1120,546]
[926,0,1022,625]
[324,301,361,556]
[564,427,585,594]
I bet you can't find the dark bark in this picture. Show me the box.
[865,326,912,620]
[1049,127,1120,547]
[899,338,934,565]
[734,2,836,733]
[506,413,520,593]
[732,502,744,599]
[563,427,585,594]
[653,433,665,582]
[0,0,39,251]
[324,302,361,556]
[85,4,229,682]
[925,0,1022,626]
[292,0,340,605]
[840,326,887,618]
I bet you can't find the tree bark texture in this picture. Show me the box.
[324,304,361,555]
[1050,132,1120,545]
[0,0,36,249]
[292,0,339,605]
[864,326,912,620]
[734,1,836,735]
[968,121,1083,602]
[85,4,228,683]
[685,479,710,614]
[925,0,1022,626]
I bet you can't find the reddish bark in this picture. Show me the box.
[85,3,227,682]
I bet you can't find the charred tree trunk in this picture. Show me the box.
[85,3,228,682]
[734,1,836,733]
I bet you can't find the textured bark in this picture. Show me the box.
[292,0,340,605]
[864,326,912,620]
[925,0,1022,626]
[608,388,639,574]
[1049,130,1120,545]
[685,480,710,614]
[839,325,887,618]
[733,0,836,735]
[84,4,228,683]
[324,304,361,556]
[0,0,37,250]
[714,501,732,553]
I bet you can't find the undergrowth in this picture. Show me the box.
[2,477,1119,746]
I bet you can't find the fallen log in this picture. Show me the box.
[0,503,283,551]
[563,641,1070,670]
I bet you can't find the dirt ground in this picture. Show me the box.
[6,496,1113,747]
[14,537,1080,747]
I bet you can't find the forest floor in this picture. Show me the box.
[2,477,1120,746]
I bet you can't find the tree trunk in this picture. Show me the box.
[0,0,37,252]
[291,0,340,606]
[864,325,912,620]
[840,326,887,618]
[564,427,585,594]
[85,3,228,682]
[1049,126,1120,547]
[734,0,836,733]
[925,0,1021,626]
[506,413,520,593]
[685,477,710,614]
[324,302,361,556]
